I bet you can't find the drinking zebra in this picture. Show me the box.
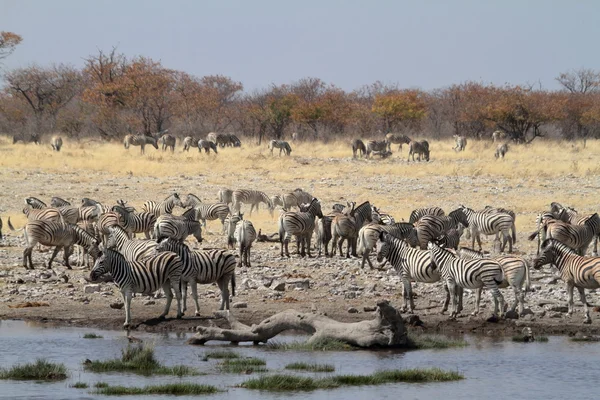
[495,143,509,159]
[154,209,203,243]
[268,140,292,156]
[407,140,430,162]
[351,139,366,158]
[453,135,467,152]
[232,189,274,217]
[414,210,468,250]
[156,238,236,314]
[428,241,504,319]
[218,188,233,205]
[279,198,323,257]
[331,201,372,258]
[160,134,176,152]
[142,193,183,217]
[459,205,514,252]
[235,220,257,268]
[533,239,600,323]
[123,134,159,154]
[51,136,63,152]
[409,206,445,224]
[88,249,183,327]
[112,205,156,239]
[184,194,230,229]
[365,140,387,158]
[198,139,218,154]
[22,220,100,270]
[384,133,411,152]
[458,247,530,315]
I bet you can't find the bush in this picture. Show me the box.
[0,359,68,381]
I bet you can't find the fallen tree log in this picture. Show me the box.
[187,300,408,348]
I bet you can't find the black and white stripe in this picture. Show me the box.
[232,189,274,216]
[112,205,156,239]
[105,225,157,262]
[160,134,176,152]
[279,198,323,257]
[123,134,159,154]
[184,194,230,229]
[142,193,183,217]
[268,140,292,156]
[154,210,203,243]
[543,213,600,256]
[182,136,199,152]
[453,135,467,151]
[414,209,468,250]
[365,140,387,158]
[234,220,257,268]
[460,205,514,252]
[218,188,233,205]
[198,139,218,154]
[433,223,465,250]
[331,201,372,258]
[224,212,244,249]
[409,207,445,224]
[385,133,411,152]
[50,197,71,207]
[407,140,430,162]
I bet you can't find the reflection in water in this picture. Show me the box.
[0,319,599,400]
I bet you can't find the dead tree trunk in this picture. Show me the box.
[187,300,408,348]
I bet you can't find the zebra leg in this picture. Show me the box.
[246,245,252,268]
[306,234,314,258]
[218,277,231,310]
[123,291,133,328]
[351,237,358,258]
[159,282,174,319]
[23,245,35,269]
[190,281,201,316]
[63,245,74,270]
[361,248,370,269]
[402,276,414,313]
[577,286,591,324]
[441,283,450,314]
[48,246,62,269]
[456,286,464,313]
[447,280,458,319]
[512,284,523,314]
[566,282,575,315]
[490,287,504,317]
[181,280,188,314]
[472,288,482,316]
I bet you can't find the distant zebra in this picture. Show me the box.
[268,140,292,156]
[453,135,467,151]
[351,139,366,158]
[184,193,230,229]
[142,193,183,217]
[407,140,430,162]
[160,134,176,152]
[530,213,600,256]
[495,143,509,159]
[88,248,183,327]
[156,238,236,314]
[331,201,372,258]
[218,188,233,205]
[235,220,257,268]
[123,134,159,154]
[385,133,411,152]
[459,205,514,252]
[112,205,156,239]
[207,132,229,147]
[50,197,71,207]
[358,222,417,269]
[224,212,244,249]
[428,241,504,319]
[105,225,158,262]
[182,136,198,152]
[232,189,274,217]
[365,140,387,158]
[533,239,600,323]
[51,136,63,152]
[279,198,323,257]
[226,133,241,147]
[492,130,506,142]
[23,220,100,270]
[414,209,468,250]
[154,210,203,243]
[458,247,531,315]
[198,139,218,154]
[409,206,445,224]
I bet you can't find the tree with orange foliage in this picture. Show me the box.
[371,89,427,133]
[0,31,22,60]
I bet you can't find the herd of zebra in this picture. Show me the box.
[122,130,242,155]
[3,186,600,326]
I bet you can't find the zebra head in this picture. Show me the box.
[89,251,110,282]
[170,193,183,208]
[375,231,391,263]
[331,203,345,213]
[533,239,573,270]
[25,197,46,209]
[448,208,469,228]
[156,237,177,253]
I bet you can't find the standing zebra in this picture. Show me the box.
[142,193,183,217]
[218,188,233,205]
[453,135,467,151]
[25,197,86,224]
[458,247,530,315]
[365,140,387,158]
[123,134,159,154]
[331,201,372,258]
[198,139,218,154]
[279,198,323,258]
[23,220,100,270]
[112,205,156,239]
[88,249,183,327]
[407,140,430,162]
[495,143,509,159]
[351,139,366,158]
[226,133,241,147]
[315,215,333,257]
[492,130,506,143]
[533,239,600,323]
[358,222,418,269]
[232,189,274,217]
[481,206,517,244]
[224,212,244,249]
[433,223,466,250]
[182,136,198,152]
[529,213,600,256]
[409,207,445,224]
[235,220,256,268]
[156,238,236,314]
[414,210,468,250]
[160,134,176,152]
[22,206,64,223]
[105,225,158,262]
[183,194,230,230]
[154,210,203,243]
[460,205,514,252]
[428,241,504,319]
[268,140,292,156]
[385,133,411,152]
[51,136,63,152]
[96,211,121,245]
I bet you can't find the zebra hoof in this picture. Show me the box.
[176,313,183,319]
[584,318,592,324]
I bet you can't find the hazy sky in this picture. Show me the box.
[1,0,599,92]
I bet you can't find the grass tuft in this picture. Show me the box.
[94,382,109,388]
[285,362,335,372]
[267,337,353,351]
[83,333,103,339]
[0,359,68,381]
[511,335,549,343]
[570,336,600,342]
[202,350,240,360]
[70,382,88,388]
[407,334,469,349]
[94,383,220,395]
[219,357,267,373]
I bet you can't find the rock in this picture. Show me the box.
[83,284,100,294]
[110,302,124,309]
[549,306,568,313]
[365,283,377,293]
[504,310,519,320]
[143,300,156,306]
[486,315,500,323]
[549,312,562,318]
[405,315,424,327]
[345,291,357,299]
[520,308,534,316]
[232,302,248,309]
[286,279,310,290]
[347,307,358,313]
[543,277,560,285]
[363,306,377,312]
[272,281,286,292]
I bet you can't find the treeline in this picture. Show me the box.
[1,46,600,144]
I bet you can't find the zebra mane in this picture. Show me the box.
[540,238,578,254]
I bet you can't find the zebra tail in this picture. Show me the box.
[7,217,25,233]
[523,259,531,292]
[512,223,516,243]
[231,273,236,297]
[527,230,539,241]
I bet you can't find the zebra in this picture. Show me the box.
[291,132,298,142]
[206,132,229,147]
[492,130,506,142]
[292,188,312,206]
[365,140,387,158]
[88,248,183,327]
[351,139,366,158]
[22,220,100,270]
[529,213,600,256]
[550,202,580,223]
[372,206,395,225]
[160,134,176,152]
[409,206,445,224]
[407,140,430,162]
[433,223,466,250]
[96,211,121,244]
[414,210,469,250]
[459,205,514,252]
[25,197,80,224]
[271,195,285,210]
[357,222,418,269]
[112,205,156,239]
[224,212,244,249]
[480,206,517,244]
[218,188,233,205]
[182,136,199,152]
[279,198,323,258]
[384,133,411,152]
[235,220,256,268]
[458,247,531,315]
[74,220,97,268]
[315,216,333,257]
[273,190,310,211]
[154,210,203,243]
[156,238,236,314]
[105,225,158,263]
[22,206,64,223]
[183,194,230,229]
[428,241,504,319]
[453,135,467,152]
[198,139,218,154]
[226,133,241,147]
[123,134,159,154]
[533,239,600,324]
[331,201,372,258]
[142,193,183,217]
[232,189,274,217]
[50,197,70,207]
[495,143,509,159]
[51,136,63,152]
[268,140,292,156]
[376,232,458,314]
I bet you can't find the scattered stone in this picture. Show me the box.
[83,284,100,294]
[143,300,156,306]
[549,306,568,313]
[405,315,424,327]
[286,279,310,290]
[549,312,562,318]
[109,302,124,309]
[272,281,286,292]
[504,310,519,320]
[347,307,358,313]
[363,306,377,312]
[543,277,560,285]
[232,302,248,309]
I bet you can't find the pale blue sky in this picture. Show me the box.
[1,0,598,91]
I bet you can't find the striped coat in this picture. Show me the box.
[105,225,157,262]
[351,139,366,158]
[385,133,411,152]
[409,207,445,224]
[142,193,183,217]
[112,205,156,239]
[232,189,273,216]
[460,206,514,252]
[234,220,257,268]
[357,222,418,269]
[365,140,387,158]
[331,201,372,258]
[123,134,159,154]
[279,198,323,257]
[407,140,430,162]
[182,136,199,152]
[198,139,218,154]
[268,140,292,156]
[160,134,176,152]
[154,210,203,243]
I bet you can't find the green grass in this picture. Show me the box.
[94,383,220,395]
[70,382,88,388]
[511,335,549,343]
[407,334,469,349]
[240,368,464,391]
[83,333,103,339]
[201,350,240,361]
[219,357,267,373]
[83,344,197,376]
[266,338,354,351]
[285,362,335,372]
[570,336,600,342]
[0,359,68,381]
[94,382,109,388]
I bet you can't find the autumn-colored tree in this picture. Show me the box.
[440,82,492,138]
[0,31,22,60]
[371,89,427,133]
